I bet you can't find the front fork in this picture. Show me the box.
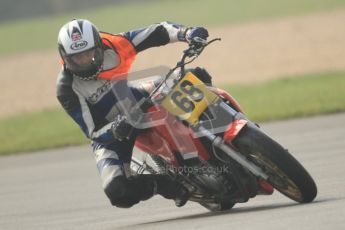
[195,124,269,180]
[193,101,269,180]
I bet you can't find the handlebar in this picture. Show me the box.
[183,38,221,60]
[179,38,221,75]
[147,37,221,101]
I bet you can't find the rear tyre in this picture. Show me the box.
[232,125,317,203]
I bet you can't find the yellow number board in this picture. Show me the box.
[160,72,219,125]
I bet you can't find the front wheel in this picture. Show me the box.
[232,124,317,203]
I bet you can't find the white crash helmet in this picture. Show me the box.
[58,19,104,80]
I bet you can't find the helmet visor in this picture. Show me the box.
[65,47,103,76]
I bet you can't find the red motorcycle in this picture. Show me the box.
[130,38,317,211]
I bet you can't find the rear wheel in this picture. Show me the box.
[232,125,317,203]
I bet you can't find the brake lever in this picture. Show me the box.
[192,37,208,45]
[184,43,203,57]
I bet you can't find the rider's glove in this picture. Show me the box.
[111,114,134,141]
[185,27,209,44]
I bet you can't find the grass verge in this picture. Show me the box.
[0,109,87,156]
[225,71,345,121]
[1,71,344,156]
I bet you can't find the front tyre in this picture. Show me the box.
[232,124,317,203]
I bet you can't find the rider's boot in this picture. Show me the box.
[152,175,190,207]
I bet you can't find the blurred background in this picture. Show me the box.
[0,0,142,22]
[0,0,344,154]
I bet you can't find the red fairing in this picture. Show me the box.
[135,106,210,167]
[210,87,248,144]
[223,119,248,144]
[135,86,246,165]
[208,87,244,113]
[135,128,180,167]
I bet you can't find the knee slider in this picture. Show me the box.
[104,176,136,208]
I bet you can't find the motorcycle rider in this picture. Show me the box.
[56,19,209,208]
